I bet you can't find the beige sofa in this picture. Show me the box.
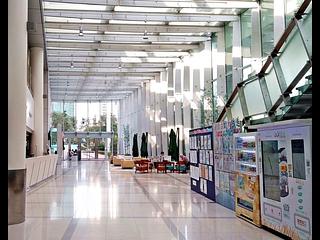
[113,156,123,166]
[121,159,135,169]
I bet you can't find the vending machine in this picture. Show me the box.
[254,119,312,240]
[234,133,261,227]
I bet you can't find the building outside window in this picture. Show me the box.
[261,0,274,57]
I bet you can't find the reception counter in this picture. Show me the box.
[25,155,58,188]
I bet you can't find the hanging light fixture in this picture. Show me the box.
[118,63,122,69]
[70,61,74,68]
[79,25,84,36]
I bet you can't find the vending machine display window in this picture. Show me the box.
[291,139,306,180]
[261,140,280,202]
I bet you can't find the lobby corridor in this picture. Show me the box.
[21,161,283,240]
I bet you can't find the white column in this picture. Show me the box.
[216,30,227,113]
[166,64,175,137]
[160,71,168,154]
[174,62,184,155]
[251,7,263,73]
[149,80,156,156]
[43,70,49,154]
[232,20,243,85]
[154,75,161,155]
[192,68,201,128]
[145,82,151,155]
[30,47,44,156]
[183,64,192,157]
[8,0,28,226]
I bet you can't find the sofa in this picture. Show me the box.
[113,156,123,166]
[121,159,135,169]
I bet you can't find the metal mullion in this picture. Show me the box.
[237,86,249,119]
[271,56,291,105]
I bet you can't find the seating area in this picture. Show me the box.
[111,155,189,174]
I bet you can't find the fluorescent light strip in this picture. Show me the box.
[45,28,101,34]
[113,6,176,13]
[45,16,105,24]
[43,2,109,11]
[168,21,220,26]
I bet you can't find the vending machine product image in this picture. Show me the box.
[254,119,312,240]
[234,132,261,227]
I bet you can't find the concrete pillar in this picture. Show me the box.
[166,64,175,152]
[160,71,168,154]
[145,82,151,156]
[154,75,161,155]
[149,80,156,156]
[192,68,201,128]
[183,65,192,157]
[31,47,44,156]
[43,70,49,154]
[8,0,28,226]
[216,30,227,113]
[232,20,243,85]
[174,63,184,155]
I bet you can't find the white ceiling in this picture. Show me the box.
[42,0,258,102]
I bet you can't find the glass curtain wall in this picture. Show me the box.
[224,22,233,99]
[240,9,253,81]
[261,0,274,57]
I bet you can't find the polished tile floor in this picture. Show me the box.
[12,161,284,240]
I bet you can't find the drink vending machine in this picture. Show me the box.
[234,132,261,226]
[253,119,312,240]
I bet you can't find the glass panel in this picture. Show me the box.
[243,80,266,115]
[285,0,304,27]
[279,27,309,87]
[225,22,233,75]
[291,139,306,180]
[298,10,312,55]
[265,67,282,105]
[261,0,274,57]
[261,140,280,202]
[226,74,233,99]
[241,9,252,58]
[230,97,243,120]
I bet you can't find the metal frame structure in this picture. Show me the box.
[42,0,259,102]
[216,0,312,124]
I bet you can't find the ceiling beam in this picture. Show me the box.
[48,62,168,68]
[47,56,182,63]
[44,0,258,9]
[44,10,239,22]
[49,76,152,80]
[45,22,223,33]
[49,72,157,76]
[46,49,189,57]
[46,41,201,51]
[48,67,165,72]
[45,33,210,42]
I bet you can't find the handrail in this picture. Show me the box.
[216,0,311,122]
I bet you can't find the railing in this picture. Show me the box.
[216,0,312,123]
[25,155,58,189]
